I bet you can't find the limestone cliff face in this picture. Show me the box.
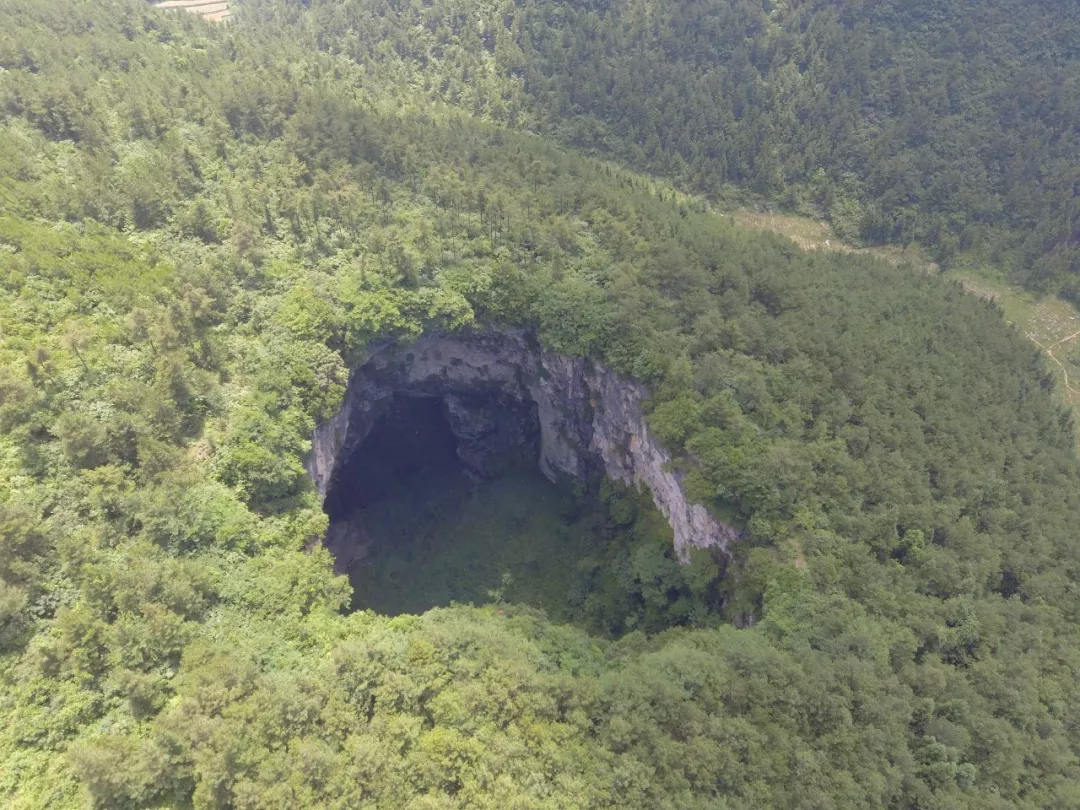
[306,403,351,498]
[308,330,739,564]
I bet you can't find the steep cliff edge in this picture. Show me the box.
[307,330,739,565]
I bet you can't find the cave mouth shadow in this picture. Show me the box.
[320,386,726,635]
[322,387,546,571]
[323,393,464,522]
[315,334,730,633]
[324,387,588,618]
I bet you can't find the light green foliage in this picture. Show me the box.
[0,1,1077,808]
[215,405,311,504]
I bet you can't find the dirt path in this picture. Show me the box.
[953,276,1080,405]
[1049,328,1080,351]
[1026,331,1080,398]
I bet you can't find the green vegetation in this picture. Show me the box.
[244,0,1080,293]
[348,470,724,636]
[0,0,1078,808]
[735,206,1080,442]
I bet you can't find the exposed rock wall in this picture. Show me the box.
[307,402,351,498]
[307,330,739,562]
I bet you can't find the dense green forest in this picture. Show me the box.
[1,0,1080,808]
[245,0,1080,294]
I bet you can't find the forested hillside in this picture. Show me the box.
[244,0,1080,293]
[1,0,1080,808]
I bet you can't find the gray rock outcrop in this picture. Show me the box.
[306,330,739,566]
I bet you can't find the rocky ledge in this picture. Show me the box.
[307,329,739,567]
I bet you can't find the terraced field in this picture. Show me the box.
[153,0,230,22]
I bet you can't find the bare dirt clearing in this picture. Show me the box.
[153,0,231,22]
[733,211,936,270]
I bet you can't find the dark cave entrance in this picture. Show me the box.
[321,387,725,636]
[323,389,544,525]
[323,394,462,521]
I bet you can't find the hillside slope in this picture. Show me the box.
[242,0,1080,293]
[0,1,1079,807]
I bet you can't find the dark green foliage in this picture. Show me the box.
[0,0,1078,808]
[249,0,1080,291]
[347,470,725,636]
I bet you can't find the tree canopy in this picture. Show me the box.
[245,0,1080,293]
[0,0,1079,808]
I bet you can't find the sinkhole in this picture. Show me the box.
[323,394,466,518]
[319,348,726,637]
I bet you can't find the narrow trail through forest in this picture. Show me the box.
[1025,329,1080,399]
